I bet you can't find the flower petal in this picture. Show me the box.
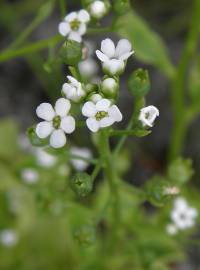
[99,116,114,128]
[36,103,55,121]
[115,39,132,58]
[36,121,53,139]
[86,118,99,132]
[103,59,124,75]
[78,23,86,35]
[60,116,75,134]
[64,12,77,22]
[50,129,66,148]
[58,22,70,36]
[82,101,97,117]
[68,31,82,43]
[96,98,111,111]
[108,105,123,122]
[96,50,109,62]
[78,9,90,23]
[55,98,71,117]
[67,75,78,86]
[101,38,115,58]
[119,51,134,61]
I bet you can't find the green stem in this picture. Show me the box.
[169,0,200,160]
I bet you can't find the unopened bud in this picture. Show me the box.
[101,77,118,98]
[70,172,93,197]
[60,40,82,66]
[128,68,150,97]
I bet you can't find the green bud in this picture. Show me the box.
[167,158,194,185]
[70,172,93,197]
[60,40,82,66]
[113,0,131,15]
[74,225,96,246]
[85,83,98,95]
[88,93,103,103]
[101,77,119,98]
[128,68,150,97]
[27,126,48,147]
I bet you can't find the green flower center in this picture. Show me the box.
[70,19,80,31]
[95,111,108,121]
[53,115,61,129]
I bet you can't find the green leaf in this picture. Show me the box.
[116,11,175,78]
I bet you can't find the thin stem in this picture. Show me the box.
[109,129,151,137]
[67,154,99,165]
[59,0,67,18]
[91,163,102,182]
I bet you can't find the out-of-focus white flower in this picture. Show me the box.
[166,224,178,235]
[21,168,39,184]
[82,98,122,132]
[78,58,99,78]
[89,1,107,19]
[62,76,86,102]
[18,134,32,152]
[36,98,75,148]
[58,10,90,42]
[0,230,18,247]
[34,148,57,167]
[96,38,134,75]
[139,105,159,127]
[70,146,92,171]
[171,197,198,230]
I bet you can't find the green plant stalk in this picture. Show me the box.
[169,0,200,160]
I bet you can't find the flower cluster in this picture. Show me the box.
[167,197,198,235]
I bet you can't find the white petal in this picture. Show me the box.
[108,105,123,122]
[60,116,75,134]
[86,118,99,132]
[50,129,66,148]
[101,38,115,58]
[78,9,90,23]
[36,103,55,121]
[64,12,77,22]
[96,50,109,62]
[119,51,134,61]
[96,98,111,111]
[55,98,71,117]
[115,39,132,58]
[68,32,82,43]
[82,101,97,117]
[58,22,70,36]
[78,23,86,35]
[36,121,53,139]
[99,116,114,128]
[67,75,78,86]
[103,59,124,75]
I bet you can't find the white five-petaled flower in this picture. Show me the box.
[35,148,57,168]
[58,10,90,42]
[96,38,134,76]
[82,98,122,132]
[170,197,198,230]
[62,76,85,102]
[0,229,18,247]
[21,168,39,184]
[139,105,159,127]
[89,1,107,19]
[70,146,92,171]
[36,98,75,148]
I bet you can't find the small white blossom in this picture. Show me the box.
[35,148,57,167]
[58,10,90,42]
[62,76,85,102]
[21,168,39,184]
[96,38,134,76]
[171,197,198,230]
[70,146,92,171]
[166,224,178,235]
[79,58,99,78]
[101,77,118,97]
[89,1,107,19]
[0,230,18,247]
[82,98,122,132]
[139,105,159,127]
[36,98,75,148]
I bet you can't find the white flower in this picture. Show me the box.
[0,230,18,247]
[62,76,86,102]
[82,98,122,132]
[78,58,99,78]
[96,38,134,75]
[58,10,90,42]
[139,105,159,127]
[21,168,39,184]
[70,146,92,171]
[36,98,75,148]
[89,1,107,19]
[171,197,198,230]
[34,148,57,168]
[166,224,177,235]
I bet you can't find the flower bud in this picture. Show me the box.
[60,40,82,66]
[101,77,119,98]
[88,93,103,103]
[89,1,109,19]
[113,0,131,15]
[128,68,150,97]
[74,225,96,246]
[70,172,93,197]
